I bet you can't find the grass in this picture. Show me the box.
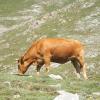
[0,62,100,100]
[0,0,100,100]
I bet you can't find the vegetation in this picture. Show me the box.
[0,0,100,99]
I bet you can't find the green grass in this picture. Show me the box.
[0,0,36,16]
[0,63,100,100]
[0,0,100,100]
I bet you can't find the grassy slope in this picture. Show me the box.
[0,0,100,100]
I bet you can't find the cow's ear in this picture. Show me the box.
[20,57,24,64]
[18,59,19,63]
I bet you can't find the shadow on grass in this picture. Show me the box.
[13,73,30,76]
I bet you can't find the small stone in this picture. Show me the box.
[48,74,63,80]
[13,94,20,99]
[28,75,33,78]
[93,92,100,96]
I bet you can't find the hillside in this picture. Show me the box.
[0,0,100,100]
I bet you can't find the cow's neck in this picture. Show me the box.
[24,57,33,68]
[23,47,36,61]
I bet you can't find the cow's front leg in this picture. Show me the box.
[36,65,41,76]
[36,60,44,76]
[44,57,50,73]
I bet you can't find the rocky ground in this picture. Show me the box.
[0,0,100,100]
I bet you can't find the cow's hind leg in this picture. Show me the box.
[71,58,81,79]
[77,57,88,80]
[77,50,88,80]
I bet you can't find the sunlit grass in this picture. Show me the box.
[0,0,100,100]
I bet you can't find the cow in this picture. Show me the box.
[18,38,88,80]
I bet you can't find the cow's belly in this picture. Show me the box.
[51,53,71,64]
[50,47,73,63]
[51,57,69,64]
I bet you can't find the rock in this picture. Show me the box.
[54,90,79,100]
[51,63,61,68]
[13,94,20,99]
[0,25,8,36]
[28,75,33,78]
[48,74,63,80]
[92,92,100,96]
[4,81,11,88]
[49,83,61,89]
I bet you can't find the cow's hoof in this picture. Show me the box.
[18,72,24,76]
[36,72,40,76]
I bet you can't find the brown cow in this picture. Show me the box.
[18,38,88,79]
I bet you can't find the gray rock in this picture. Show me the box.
[54,90,79,100]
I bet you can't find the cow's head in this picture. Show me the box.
[18,56,37,75]
[18,56,29,75]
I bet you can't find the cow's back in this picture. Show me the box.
[36,38,83,50]
[36,38,83,59]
